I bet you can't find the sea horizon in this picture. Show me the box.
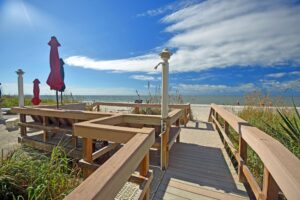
[17,94,300,106]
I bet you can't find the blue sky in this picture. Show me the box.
[0,0,299,96]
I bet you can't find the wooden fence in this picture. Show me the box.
[209,104,300,200]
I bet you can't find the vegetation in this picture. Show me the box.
[219,92,300,187]
[0,146,82,200]
[133,82,185,115]
[0,95,78,109]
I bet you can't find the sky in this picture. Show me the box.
[0,0,300,96]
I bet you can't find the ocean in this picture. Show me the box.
[39,95,300,106]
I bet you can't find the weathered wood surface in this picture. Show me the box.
[153,121,249,200]
[65,132,155,200]
[92,102,190,109]
[211,104,300,200]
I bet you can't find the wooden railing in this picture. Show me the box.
[91,101,191,126]
[78,109,183,173]
[11,107,114,144]
[209,104,300,200]
[65,125,155,200]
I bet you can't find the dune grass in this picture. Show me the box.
[0,146,82,200]
[0,95,78,109]
[218,92,300,188]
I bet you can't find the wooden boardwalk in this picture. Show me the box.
[152,121,249,200]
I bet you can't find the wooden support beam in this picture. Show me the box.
[139,153,150,200]
[92,143,119,160]
[43,116,48,142]
[161,125,170,170]
[83,138,93,177]
[238,136,247,182]
[72,119,78,147]
[176,119,180,143]
[20,114,27,136]
[262,166,280,200]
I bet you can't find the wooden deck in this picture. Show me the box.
[152,121,249,200]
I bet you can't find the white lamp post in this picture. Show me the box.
[154,48,172,131]
[16,69,25,107]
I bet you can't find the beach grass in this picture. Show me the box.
[0,146,82,200]
[0,95,78,109]
[218,92,300,187]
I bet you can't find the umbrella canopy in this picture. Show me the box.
[59,58,66,92]
[31,79,41,105]
[46,36,64,91]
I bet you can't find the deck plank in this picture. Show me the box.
[152,121,249,200]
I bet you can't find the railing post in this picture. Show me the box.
[20,114,27,136]
[184,108,188,127]
[134,106,139,114]
[209,108,214,122]
[262,166,280,200]
[83,138,93,177]
[96,105,100,112]
[176,119,180,143]
[43,116,48,142]
[238,135,247,182]
[140,152,150,200]
[72,119,78,147]
[224,121,229,134]
[223,121,229,145]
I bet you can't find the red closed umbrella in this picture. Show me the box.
[46,36,64,108]
[31,79,41,105]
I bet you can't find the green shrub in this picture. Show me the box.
[0,146,81,200]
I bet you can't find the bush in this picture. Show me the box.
[0,146,82,200]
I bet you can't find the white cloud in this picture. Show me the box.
[291,71,300,76]
[265,71,300,78]
[262,79,300,92]
[266,72,287,78]
[174,83,256,95]
[65,0,300,73]
[130,75,155,81]
[137,0,200,17]
[65,54,160,73]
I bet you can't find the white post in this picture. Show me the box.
[159,48,172,129]
[16,69,25,107]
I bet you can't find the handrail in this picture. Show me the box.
[11,107,114,120]
[92,101,190,109]
[210,104,300,200]
[92,101,190,127]
[65,132,155,200]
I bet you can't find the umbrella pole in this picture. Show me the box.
[56,90,59,109]
[60,91,63,105]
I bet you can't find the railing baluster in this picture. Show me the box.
[176,119,180,142]
[238,135,247,182]
[83,138,93,177]
[140,152,150,200]
[43,116,48,142]
[161,123,170,170]
[20,114,27,136]
[262,166,280,200]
